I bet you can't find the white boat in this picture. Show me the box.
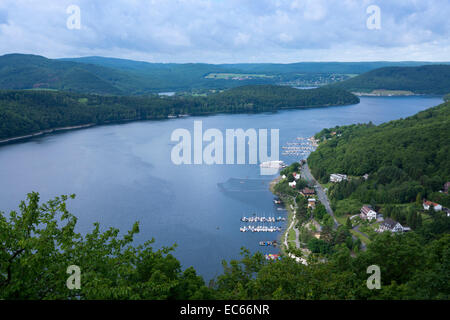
[259,160,286,168]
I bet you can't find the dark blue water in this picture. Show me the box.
[0,96,443,280]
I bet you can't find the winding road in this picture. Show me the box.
[301,162,367,251]
[301,162,339,229]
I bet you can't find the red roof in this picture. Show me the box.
[424,200,439,206]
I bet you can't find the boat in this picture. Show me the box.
[259,160,286,168]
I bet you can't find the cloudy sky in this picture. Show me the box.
[0,0,449,63]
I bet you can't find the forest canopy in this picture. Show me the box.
[0,86,359,140]
[328,65,450,94]
[308,101,450,209]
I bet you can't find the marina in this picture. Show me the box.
[240,215,286,222]
[239,225,282,233]
[281,136,318,157]
[259,240,278,247]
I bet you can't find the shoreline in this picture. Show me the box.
[0,123,96,145]
[269,176,295,254]
[0,99,360,147]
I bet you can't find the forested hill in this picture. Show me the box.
[0,86,358,140]
[0,54,145,95]
[3,53,449,95]
[207,85,359,110]
[328,65,450,94]
[308,101,450,204]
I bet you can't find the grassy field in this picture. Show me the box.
[350,229,372,245]
[335,214,350,226]
[288,228,296,242]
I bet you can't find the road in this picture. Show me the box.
[284,218,300,249]
[301,162,367,251]
[301,162,339,229]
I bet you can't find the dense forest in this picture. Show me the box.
[0,86,358,140]
[1,191,448,299]
[328,65,450,94]
[308,101,450,227]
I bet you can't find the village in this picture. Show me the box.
[272,160,450,263]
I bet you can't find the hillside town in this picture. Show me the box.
[273,161,450,261]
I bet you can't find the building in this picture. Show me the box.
[293,172,301,180]
[288,181,296,188]
[360,205,378,221]
[300,187,315,197]
[423,200,442,211]
[363,174,369,180]
[378,218,404,233]
[308,198,316,209]
[330,173,348,183]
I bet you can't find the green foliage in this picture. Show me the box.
[1,192,449,300]
[333,198,363,217]
[308,101,450,208]
[307,238,332,254]
[5,54,434,95]
[206,85,359,112]
[280,162,301,176]
[0,87,358,140]
[0,192,212,300]
[329,65,450,94]
[444,93,450,102]
[214,232,449,299]
[313,203,327,221]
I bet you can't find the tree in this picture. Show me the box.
[346,217,353,229]
[416,193,423,206]
[0,192,211,300]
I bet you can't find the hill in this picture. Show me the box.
[0,86,358,141]
[0,54,151,95]
[328,65,450,94]
[2,54,449,95]
[207,85,359,111]
[63,56,444,75]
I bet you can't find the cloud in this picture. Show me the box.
[0,0,448,62]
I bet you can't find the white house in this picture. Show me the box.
[288,181,296,188]
[378,218,404,233]
[293,173,301,180]
[423,200,442,211]
[308,198,316,209]
[330,173,348,183]
[360,205,378,221]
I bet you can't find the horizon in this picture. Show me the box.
[3,52,450,65]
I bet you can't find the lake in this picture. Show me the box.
[0,95,443,280]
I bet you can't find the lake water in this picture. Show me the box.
[0,96,443,280]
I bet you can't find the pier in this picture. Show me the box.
[281,136,318,157]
